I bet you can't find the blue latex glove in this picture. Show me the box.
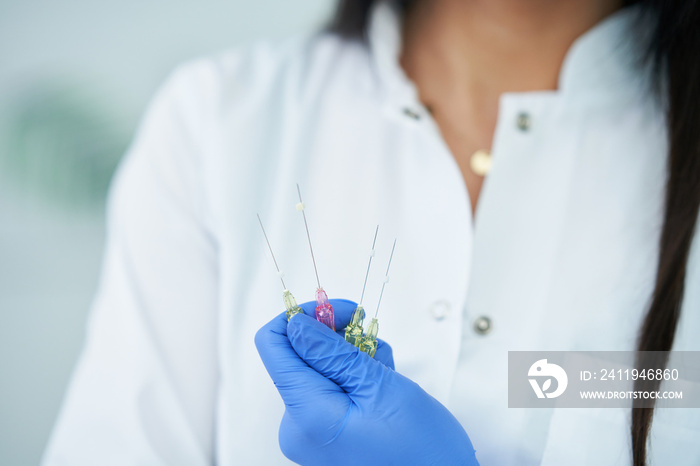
[255,299,479,466]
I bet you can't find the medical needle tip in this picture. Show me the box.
[296,184,321,289]
[375,238,396,319]
[257,213,286,290]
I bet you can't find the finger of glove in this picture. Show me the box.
[287,313,393,399]
[298,298,357,330]
[254,311,343,411]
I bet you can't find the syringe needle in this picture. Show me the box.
[296,184,335,330]
[296,184,321,289]
[360,238,396,357]
[360,225,379,306]
[374,238,396,319]
[345,225,379,347]
[257,214,286,290]
[257,213,302,320]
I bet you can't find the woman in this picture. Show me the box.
[44,0,700,465]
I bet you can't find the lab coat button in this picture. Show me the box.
[516,112,531,131]
[403,108,421,120]
[473,316,492,335]
[429,300,451,321]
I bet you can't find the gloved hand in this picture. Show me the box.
[255,299,479,466]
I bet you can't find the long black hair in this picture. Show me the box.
[329,1,700,465]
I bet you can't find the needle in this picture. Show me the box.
[360,225,379,306]
[374,238,396,319]
[257,214,286,290]
[257,213,303,320]
[345,225,379,347]
[296,184,321,289]
[295,184,335,330]
[359,238,396,357]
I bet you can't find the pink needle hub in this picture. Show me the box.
[315,288,335,331]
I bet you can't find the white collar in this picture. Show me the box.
[367,1,648,109]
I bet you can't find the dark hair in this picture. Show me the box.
[330,1,700,465]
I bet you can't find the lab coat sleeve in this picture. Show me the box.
[43,62,220,465]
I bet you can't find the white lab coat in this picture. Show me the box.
[44,3,700,465]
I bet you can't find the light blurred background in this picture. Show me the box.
[0,1,334,463]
